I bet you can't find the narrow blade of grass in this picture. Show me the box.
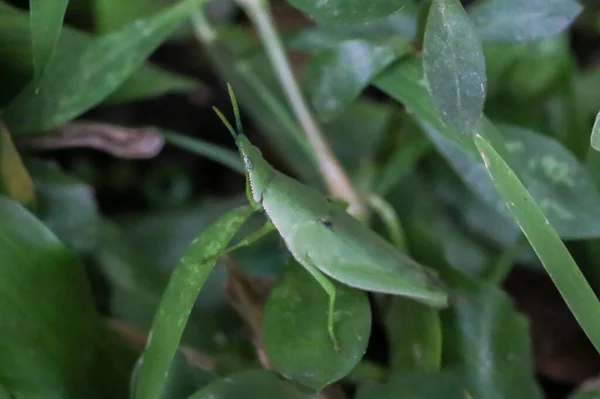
[474,133,600,354]
[132,204,255,399]
[162,130,244,174]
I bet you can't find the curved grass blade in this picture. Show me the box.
[474,133,600,354]
[30,0,68,82]
[132,205,255,399]
[591,111,600,152]
[162,130,244,174]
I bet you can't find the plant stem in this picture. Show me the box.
[190,7,216,43]
[237,0,366,218]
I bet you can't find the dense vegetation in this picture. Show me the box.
[1,0,600,398]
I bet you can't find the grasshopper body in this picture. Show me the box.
[214,86,447,349]
[237,134,448,308]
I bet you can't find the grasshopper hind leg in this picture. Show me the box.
[295,254,340,352]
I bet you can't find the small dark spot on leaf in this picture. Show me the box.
[322,220,334,229]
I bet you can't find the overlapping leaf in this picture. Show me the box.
[423,0,486,134]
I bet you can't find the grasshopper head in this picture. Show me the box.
[236,135,274,203]
[213,84,274,204]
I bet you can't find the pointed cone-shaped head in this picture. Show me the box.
[236,135,274,204]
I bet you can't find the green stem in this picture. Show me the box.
[236,0,366,219]
[366,194,407,252]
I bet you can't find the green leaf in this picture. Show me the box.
[105,63,199,104]
[591,112,600,152]
[162,130,245,174]
[400,182,543,399]
[376,123,432,196]
[375,59,600,239]
[133,204,255,399]
[428,124,600,239]
[94,0,163,34]
[376,58,495,153]
[303,37,411,121]
[474,133,600,355]
[286,0,410,26]
[441,282,544,399]
[385,298,441,372]
[513,35,571,100]
[0,196,104,397]
[28,160,101,254]
[355,371,465,399]
[188,370,312,399]
[323,99,393,176]
[263,261,371,391]
[0,4,198,109]
[3,0,204,134]
[0,125,35,205]
[469,0,583,42]
[29,0,68,81]
[423,0,486,134]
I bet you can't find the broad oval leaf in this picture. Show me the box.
[385,297,441,372]
[469,0,583,42]
[474,134,600,355]
[133,204,255,399]
[304,37,411,121]
[286,0,410,26]
[355,371,465,399]
[188,370,312,399]
[591,112,600,152]
[442,282,545,399]
[29,0,68,81]
[263,262,371,391]
[0,196,106,397]
[423,0,486,134]
[3,0,203,134]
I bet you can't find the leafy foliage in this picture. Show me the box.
[0,0,598,398]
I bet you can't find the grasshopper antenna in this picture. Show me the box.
[226,83,244,136]
[213,106,238,139]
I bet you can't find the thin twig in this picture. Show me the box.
[18,121,165,159]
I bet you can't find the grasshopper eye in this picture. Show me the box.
[243,155,254,171]
[321,220,334,229]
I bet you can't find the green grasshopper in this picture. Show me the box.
[214,85,448,350]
